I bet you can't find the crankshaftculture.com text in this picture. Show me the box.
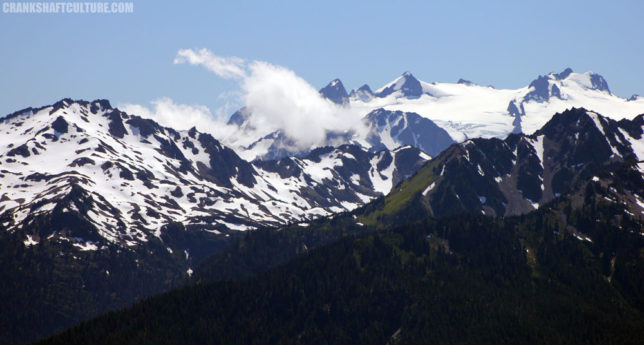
[2,2,134,14]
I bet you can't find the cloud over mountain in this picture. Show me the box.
[173,48,366,151]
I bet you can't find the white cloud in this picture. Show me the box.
[241,60,362,148]
[121,49,366,160]
[118,97,236,139]
[174,48,246,79]
[174,48,366,155]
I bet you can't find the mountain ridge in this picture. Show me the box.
[222,68,644,161]
[358,108,644,226]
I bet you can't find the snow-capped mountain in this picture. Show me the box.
[372,108,644,220]
[363,108,454,156]
[374,71,425,98]
[225,68,644,162]
[349,68,644,142]
[319,79,349,105]
[231,107,453,161]
[349,84,374,102]
[0,99,429,249]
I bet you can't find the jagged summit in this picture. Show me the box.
[319,78,349,104]
[457,78,475,86]
[227,107,250,126]
[357,84,373,93]
[554,67,573,80]
[375,71,424,98]
[2,98,113,123]
[349,84,374,102]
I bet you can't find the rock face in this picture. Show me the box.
[319,79,349,105]
[375,71,425,98]
[363,108,454,157]
[349,84,374,102]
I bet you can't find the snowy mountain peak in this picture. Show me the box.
[540,68,611,94]
[319,78,349,104]
[375,71,424,98]
[224,68,643,159]
[553,67,573,80]
[525,74,561,102]
[457,78,476,86]
[588,72,611,94]
[227,107,251,127]
[357,84,373,92]
[349,84,374,102]
[363,108,454,156]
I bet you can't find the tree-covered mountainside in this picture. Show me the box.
[36,197,644,344]
[35,145,644,344]
[0,218,233,345]
[195,154,644,286]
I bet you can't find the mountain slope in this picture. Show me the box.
[319,79,349,104]
[43,106,644,344]
[193,108,644,287]
[360,108,644,224]
[0,99,429,246]
[363,108,454,156]
[0,99,430,345]
[36,204,644,345]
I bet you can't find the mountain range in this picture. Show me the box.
[33,109,644,345]
[224,68,644,161]
[2,68,644,344]
[0,99,428,243]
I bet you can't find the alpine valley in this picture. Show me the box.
[2,69,644,345]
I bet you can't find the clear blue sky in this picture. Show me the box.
[1,0,643,118]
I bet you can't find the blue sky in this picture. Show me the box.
[1,0,643,118]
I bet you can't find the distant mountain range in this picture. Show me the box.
[225,68,644,161]
[345,67,644,140]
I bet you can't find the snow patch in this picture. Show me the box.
[422,182,436,196]
[73,242,98,251]
[24,235,38,247]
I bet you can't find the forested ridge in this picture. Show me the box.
[36,196,644,344]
